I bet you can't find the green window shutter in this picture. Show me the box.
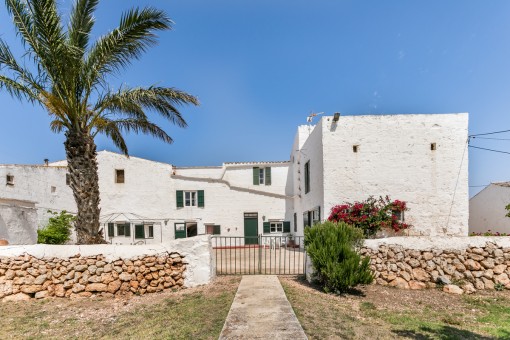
[265,167,271,186]
[135,225,145,239]
[213,225,221,235]
[124,223,131,237]
[176,190,184,208]
[197,190,205,207]
[283,221,291,233]
[108,223,114,237]
[263,222,270,234]
[117,224,124,236]
[253,167,259,185]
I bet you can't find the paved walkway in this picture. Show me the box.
[219,275,308,340]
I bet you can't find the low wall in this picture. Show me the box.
[0,235,213,301]
[360,237,510,293]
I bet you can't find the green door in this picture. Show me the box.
[175,223,186,239]
[244,213,259,245]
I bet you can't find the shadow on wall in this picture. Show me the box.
[0,214,9,241]
[0,205,38,244]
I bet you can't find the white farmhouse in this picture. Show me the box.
[0,113,469,245]
[289,113,469,237]
[469,182,510,234]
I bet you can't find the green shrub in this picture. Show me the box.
[37,210,75,244]
[305,221,373,293]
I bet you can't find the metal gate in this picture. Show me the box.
[212,235,306,275]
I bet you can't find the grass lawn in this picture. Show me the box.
[0,276,240,340]
[281,276,510,340]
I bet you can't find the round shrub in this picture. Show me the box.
[305,221,373,293]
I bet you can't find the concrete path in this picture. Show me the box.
[219,275,308,340]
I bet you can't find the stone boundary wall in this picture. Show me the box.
[0,235,213,301]
[360,236,510,294]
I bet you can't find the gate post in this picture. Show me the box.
[258,234,262,274]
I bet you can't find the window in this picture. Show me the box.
[206,224,221,235]
[117,223,130,237]
[51,186,56,193]
[176,190,204,208]
[431,143,437,151]
[148,225,154,238]
[304,161,310,194]
[353,145,359,153]
[270,222,283,233]
[185,191,197,207]
[294,213,297,232]
[393,210,404,222]
[115,169,125,183]
[253,167,271,185]
[66,173,71,186]
[263,221,290,233]
[6,175,14,186]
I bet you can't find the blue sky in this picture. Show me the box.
[1,1,510,197]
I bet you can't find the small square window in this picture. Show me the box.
[115,169,125,183]
[353,145,359,153]
[6,175,14,186]
[431,143,437,151]
[51,186,56,193]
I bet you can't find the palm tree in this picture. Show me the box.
[0,0,199,244]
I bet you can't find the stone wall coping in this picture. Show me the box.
[0,235,210,260]
[363,236,510,251]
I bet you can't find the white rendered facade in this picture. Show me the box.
[0,113,469,244]
[288,113,469,237]
[469,183,510,234]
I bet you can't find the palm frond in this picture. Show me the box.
[85,7,172,85]
[0,38,45,93]
[0,75,38,102]
[68,0,99,52]
[93,85,198,128]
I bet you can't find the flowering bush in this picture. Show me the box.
[328,196,410,237]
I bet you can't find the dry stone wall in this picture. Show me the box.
[0,252,185,301]
[0,235,213,301]
[361,237,510,294]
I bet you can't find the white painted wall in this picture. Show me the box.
[172,164,289,239]
[320,113,469,236]
[469,183,510,234]
[0,164,75,228]
[0,198,38,244]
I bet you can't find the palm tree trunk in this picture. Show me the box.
[64,130,105,244]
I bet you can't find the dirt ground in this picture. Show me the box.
[280,276,510,340]
[0,276,241,340]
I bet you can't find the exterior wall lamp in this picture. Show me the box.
[333,112,341,122]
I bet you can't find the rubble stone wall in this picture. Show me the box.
[361,237,510,294]
[0,235,213,301]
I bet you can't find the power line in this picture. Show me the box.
[469,129,510,137]
[471,137,510,141]
[469,185,489,187]
[469,145,510,155]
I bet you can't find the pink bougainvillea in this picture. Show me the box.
[328,196,410,237]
